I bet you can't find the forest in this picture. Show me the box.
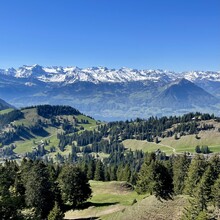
[1,107,220,219]
[1,153,220,219]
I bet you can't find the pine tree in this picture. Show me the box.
[136,154,173,200]
[173,154,190,195]
[122,164,131,182]
[209,155,220,181]
[184,155,206,195]
[58,165,91,207]
[195,166,215,207]
[87,159,95,180]
[24,161,54,219]
[104,166,110,181]
[47,202,64,220]
[212,175,220,208]
[94,160,104,181]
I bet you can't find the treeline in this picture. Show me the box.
[0,125,29,145]
[0,122,48,146]
[36,105,81,118]
[136,153,220,219]
[0,160,91,220]
[77,149,145,184]
[57,130,103,150]
[0,110,23,128]
[55,112,216,151]
[97,112,216,142]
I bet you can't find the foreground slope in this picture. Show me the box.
[64,181,188,220]
[104,195,188,220]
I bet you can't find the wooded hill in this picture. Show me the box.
[1,105,220,162]
[1,105,220,219]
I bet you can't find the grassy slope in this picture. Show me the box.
[64,181,188,220]
[123,139,174,155]
[5,110,220,155]
[123,120,220,155]
[8,107,98,155]
[104,195,188,220]
[0,108,14,115]
[64,181,145,220]
[160,130,220,153]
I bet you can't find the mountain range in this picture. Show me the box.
[1,64,220,84]
[0,64,220,120]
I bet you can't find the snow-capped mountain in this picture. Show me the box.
[0,64,219,84]
[0,64,177,84]
[0,64,220,120]
[181,71,220,82]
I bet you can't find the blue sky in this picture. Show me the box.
[0,0,219,71]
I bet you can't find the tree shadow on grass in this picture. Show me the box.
[78,201,119,209]
[63,202,120,220]
[64,201,119,212]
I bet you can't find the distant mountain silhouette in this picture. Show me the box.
[0,98,14,110]
[151,78,219,109]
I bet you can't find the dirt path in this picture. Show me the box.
[157,143,176,153]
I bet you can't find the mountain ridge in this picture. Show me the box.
[1,65,220,120]
[0,64,220,84]
[0,98,14,111]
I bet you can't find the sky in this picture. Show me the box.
[0,0,219,71]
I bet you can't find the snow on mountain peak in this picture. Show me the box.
[0,65,219,84]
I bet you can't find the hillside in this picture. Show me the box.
[65,181,145,220]
[103,195,188,220]
[64,181,188,220]
[1,108,220,161]
[1,107,220,220]
[0,98,14,110]
[123,119,220,154]
[0,105,99,161]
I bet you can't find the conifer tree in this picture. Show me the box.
[87,159,95,180]
[24,161,54,219]
[184,155,206,195]
[58,165,91,207]
[47,202,64,220]
[212,175,220,209]
[136,153,173,199]
[94,160,104,181]
[173,154,190,195]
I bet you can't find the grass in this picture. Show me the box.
[160,129,220,153]
[123,139,174,155]
[64,181,145,220]
[123,127,220,155]
[4,109,220,156]
[76,114,98,131]
[2,107,99,155]
[0,108,14,115]
[64,181,188,220]
[103,195,188,220]
[89,181,143,206]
